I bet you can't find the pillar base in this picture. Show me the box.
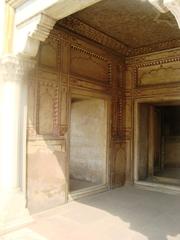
[0,189,33,235]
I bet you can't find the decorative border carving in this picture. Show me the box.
[70,45,112,85]
[127,55,180,88]
[58,16,130,56]
[128,39,180,56]
[58,16,180,57]
[36,78,59,137]
[136,56,180,68]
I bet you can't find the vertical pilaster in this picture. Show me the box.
[0,55,35,233]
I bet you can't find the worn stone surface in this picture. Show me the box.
[27,140,66,213]
[2,186,180,240]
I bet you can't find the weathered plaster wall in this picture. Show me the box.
[27,26,125,213]
[70,98,107,184]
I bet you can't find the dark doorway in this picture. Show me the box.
[138,103,180,185]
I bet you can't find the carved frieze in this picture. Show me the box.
[129,39,180,56]
[58,17,129,56]
[58,16,180,57]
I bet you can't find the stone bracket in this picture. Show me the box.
[15,13,56,57]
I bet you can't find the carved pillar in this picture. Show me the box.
[0,55,35,233]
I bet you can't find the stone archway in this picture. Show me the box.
[1,0,180,234]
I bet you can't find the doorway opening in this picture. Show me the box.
[136,102,180,186]
[69,96,108,194]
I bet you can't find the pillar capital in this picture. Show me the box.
[0,55,36,82]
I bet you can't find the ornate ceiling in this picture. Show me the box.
[58,0,180,56]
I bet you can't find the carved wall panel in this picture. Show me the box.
[125,67,134,90]
[137,60,180,86]
[112,95,123,139]
[125,98,132,129]
[27,27,125,212]
[60,86,68,136]
[70,45,112,85]
[37,77,59,136]
[111,142,127,187]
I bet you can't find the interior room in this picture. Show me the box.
[138,103,180,186]
[69,97,107,192]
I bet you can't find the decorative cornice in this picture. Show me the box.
[128,39,180,56]
[126,50,180,66]
[15,13,56,57]
[58,16,130,56]
[58,16,180,57]
[29,14,56,42]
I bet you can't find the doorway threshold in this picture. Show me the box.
[69,184,108,201]
[134,180,180,195]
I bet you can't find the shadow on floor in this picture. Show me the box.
[75,186,180,240]
[2,186,180,240]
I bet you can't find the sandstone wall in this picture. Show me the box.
[27,26,125,213]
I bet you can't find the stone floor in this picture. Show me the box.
[2,186,180,240]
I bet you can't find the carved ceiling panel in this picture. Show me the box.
[69,0,180,49]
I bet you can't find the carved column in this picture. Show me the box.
[0,55,35,233]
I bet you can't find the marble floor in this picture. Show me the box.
[1,186,180,240]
